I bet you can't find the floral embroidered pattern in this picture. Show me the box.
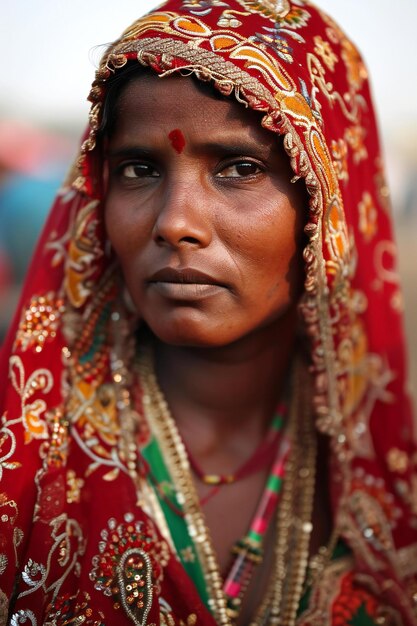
[351,468,401,531]
[44,408,69,469]
[331,138,348,181]
[313,35,337,70]
[10,609,38,625]
[45,591,105,626]
[1,1,415,624]
[341,38,367,91]
[0,416,22,480]
[217,10,245,28]
[248,5,310,62]
[181,0,230,16]
[8,356,53,443]
[0,492,22,585]
[252,20,304,62]
[345,124,368,163]
[237,0,310,25]
[386,448,409,474]
[90,514,170,623]
[17,515,85,602]
[66,470,84,504]
[65,200,103,308]
[358,191,378,242]
[14,293,65,354]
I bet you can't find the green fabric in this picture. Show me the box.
[349,603,378,626]
[142,434,375,626]
[141,438,210,608]
[141,407,286,616]
[142,436,376,626]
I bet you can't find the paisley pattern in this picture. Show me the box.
[90,515,169,625]
[0,1,416,624]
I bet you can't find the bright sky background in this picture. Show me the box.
[1,0,416,140]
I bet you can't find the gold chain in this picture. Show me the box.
[137,348,230,626]
[270,360,317,625]
[137,347,317,626]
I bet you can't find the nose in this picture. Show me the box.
[153,179,212,249]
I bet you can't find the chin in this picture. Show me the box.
[147,324,229,349]
[139,305,220,347]
[140,303,297,350]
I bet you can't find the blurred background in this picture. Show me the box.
[0,0,416,398]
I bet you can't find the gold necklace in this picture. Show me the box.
[136,347,317,626]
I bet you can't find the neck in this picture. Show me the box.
[151,310,299,445]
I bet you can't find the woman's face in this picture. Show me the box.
[104,73,306,348]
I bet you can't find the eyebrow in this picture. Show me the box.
[106,140,274,160]
[105,146,154,160]
[197,140,273,158]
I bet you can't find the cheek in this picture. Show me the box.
[105,187,152,243]
[104,202,126,259]
[244,207,304,303]
[240,206,300,273]
[104,200,145,277]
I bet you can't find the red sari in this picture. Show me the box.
[1,1,416,624]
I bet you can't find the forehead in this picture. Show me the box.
[110,72,276,146]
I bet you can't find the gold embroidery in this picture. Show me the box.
[341,38,367,90]
[180,546,196,563]
[331,138,348,182]
[14,293,64,354]
[387,448,409,474]
[66,470,84,504]
[307,52,363,124]
[313,35,337,71]
[65,200,102,308]
[358,191,378,242]
[345,124,368,163]
[90,515,169,624]
[236,0,291,20]
[9,355,53,442]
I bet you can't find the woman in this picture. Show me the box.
[0,1,416,624]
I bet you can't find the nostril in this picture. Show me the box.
[179,236,201,245]
[155,234,201,246]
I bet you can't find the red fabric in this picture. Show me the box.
[0,1,416,624]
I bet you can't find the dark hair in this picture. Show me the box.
[99,63,153,137]
[99,62,230,138]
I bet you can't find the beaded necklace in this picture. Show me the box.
[184,410,286,505]
[223,431,290,619]
[136,347,317,626]
[149,390,289,617]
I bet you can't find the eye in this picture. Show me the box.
[216,160,264,178]
[119,162,160,179]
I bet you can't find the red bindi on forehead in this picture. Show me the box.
[168,129,186,154]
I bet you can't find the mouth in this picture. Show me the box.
[147,267,226,300]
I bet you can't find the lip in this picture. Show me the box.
[148,267,222,285]
[147,267,227,300]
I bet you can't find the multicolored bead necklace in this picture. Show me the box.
[136,347,317,626]
[223,427,290,619]
[183,404,290,617]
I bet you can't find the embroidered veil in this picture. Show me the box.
[0,1,416,624]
